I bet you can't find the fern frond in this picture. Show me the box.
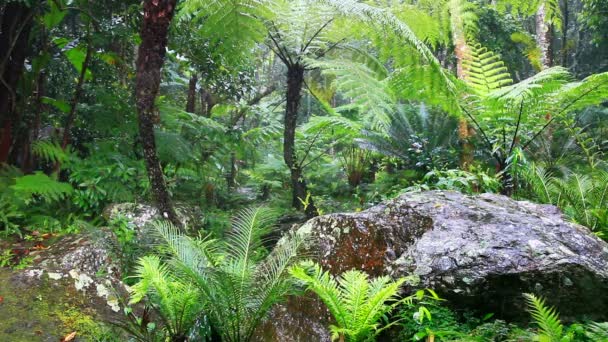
[462,43,513,95]
[10,172,73,203]
[226,207,277,263]
[290,261,348,328]
[586,322,608,341]
[32,140,73,164]
[179,0,272,64]
[309,57,394,130]
[524,293,564,341]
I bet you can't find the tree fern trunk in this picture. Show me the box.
[186,74,197,113]
[135,0,181,227]
[284,64,317,218]
[452,25,474,171]
[536,2,553,69]
[200,87,215,117]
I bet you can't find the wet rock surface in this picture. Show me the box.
[261,190,608,341]
[0,230,127,341]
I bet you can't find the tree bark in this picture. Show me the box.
[200,87,215,117]
[0,3,34,164]
[536,2,553,69]
[452,25,474,170]
[135,0,181,227]
[186,74,197,113]
[561,0,569,66]
[284,64,317,218]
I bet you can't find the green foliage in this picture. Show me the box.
[128,207,304,342]
[520,165,608,235]
[494,0,562,30]
[510,31,542,71]
[585,322,608,340]
[32,141,72,165]
[524,293,566,342]
[462,43,513,95]
[130,255,205,341]
[290,261,408,341]
[408,168,501,194]
[357,105,460,172]
[179,0,272,65]
[10,172,72,203]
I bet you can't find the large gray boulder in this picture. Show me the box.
[260,190,608,340]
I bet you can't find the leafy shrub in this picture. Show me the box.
[406,168,500,194]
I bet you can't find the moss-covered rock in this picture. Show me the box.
[261,190,608,341]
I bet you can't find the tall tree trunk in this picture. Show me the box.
[135,0,181,227]
[536,2,553,69]
[186,74,197,113]
[0,3,34,164]
[284,64,317,218]
[561,0,569,66]
[452,20,474,170]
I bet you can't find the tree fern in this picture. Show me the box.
[130,207,304,342]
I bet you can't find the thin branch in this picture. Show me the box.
[459,105,500,163]
[312,38,346,62]
[521,116,555,151]
[522,81,606,151]
[508,99,524,155]
[301,19,334,54]
[269,22,295,66]
[297,129,324,167]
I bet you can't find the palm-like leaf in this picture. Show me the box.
[179,0,273,64]
[130,207,303,342]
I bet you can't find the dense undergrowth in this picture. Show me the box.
[1,0,608,341]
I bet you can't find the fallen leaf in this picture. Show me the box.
[35,330,42,335]
[32,243,47,250]
[41,233,56,239]
[0,296,4,304]
[61,331,77,342]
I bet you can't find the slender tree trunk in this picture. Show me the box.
[284,64,317,218]
[453,35,469,79]
[135,0,181,227]
[23,71,46,173]
[536,2,553,69]
[227,151,237,189]
[452,23,474,170]
[186,74,197,113]
[61,30,92,150]
[561,0,569,66]
[0,3,33,164]
[200,87,215,117]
